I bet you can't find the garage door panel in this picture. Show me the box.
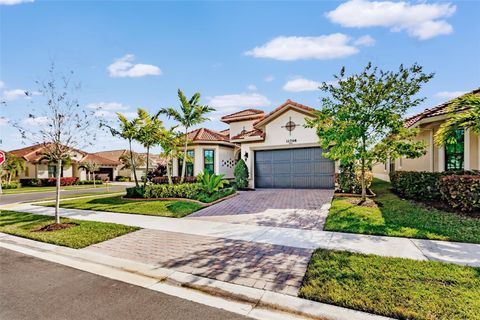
[254,147,334,189]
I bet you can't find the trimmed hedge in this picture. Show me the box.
[151,176,197,185]
[144,183,204,199]
[1,182,20,189]
[77,180,104,185]
[439,175,480,213]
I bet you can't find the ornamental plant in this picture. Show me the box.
[234,159,249,190]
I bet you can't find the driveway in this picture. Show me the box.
[188,189,334,230]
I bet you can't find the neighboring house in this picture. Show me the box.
[9,143,120,181]
[373,89,480,181]
[172,100,336,189]
[94,149,167,181]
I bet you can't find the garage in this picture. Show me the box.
[254,147,334,189]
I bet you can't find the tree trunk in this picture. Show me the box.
[7,173,11,184]
[129,139,139,187]
[361,157,366,203]
[0,167,3,195]
[167,159,173,185]
[54,159,62,224]
[144,146,150,188]
[93,170,96,188]
[180,127,188,183]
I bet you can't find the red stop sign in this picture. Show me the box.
[0,150,5,166]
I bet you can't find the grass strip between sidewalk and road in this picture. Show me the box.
[324,179,480,244]
[26,192,125,203]
[300,249,480,320]
[0,211,139,249]
[36,195,204,218]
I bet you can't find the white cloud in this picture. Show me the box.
[86,102,129,111]
[22,116,49,126]
[264,75,275,82]
[245,33,369,61]
[354,35,376,47]
[108,54,162,78]
[0,0,34,5]
[3,89,28,100]
[327,0,456,40]
[0,81,4,89]
[207,93,271,120]
[283,77,322,92]
[247,84,257,91]
[435,91,467,100]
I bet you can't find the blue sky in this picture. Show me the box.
[1,0,479,152]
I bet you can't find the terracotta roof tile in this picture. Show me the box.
[94,149,128,162]
[187,128,230,142]
[230,129,265,140]
[221,109,265,123]
[79,153,120,166]
[254,99,316,126]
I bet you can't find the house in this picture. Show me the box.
[9,143,120,181]
[373,89,480,181]
[172,100,336,189]
[94,149,167,181]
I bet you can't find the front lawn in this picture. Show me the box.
[37,195,204,217]
[26,191,125,203]
[0,211,139,248]
[2,185,105,195]
[324,179,480,243]
[300,249,480,320]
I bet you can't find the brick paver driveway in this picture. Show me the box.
[86,229,313,296]
[188,189,334,230]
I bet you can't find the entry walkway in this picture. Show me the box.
[5,203,480,267]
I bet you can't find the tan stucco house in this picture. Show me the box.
[373,89,480,181]
[9,143,120,181]
[173,100,336,189]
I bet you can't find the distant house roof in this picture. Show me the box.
[186,128,231,143]
[221,109,265,123]
[94,149,128,162]
[405,88,480,128]
[254,99,316,127]
[230,128,265,141]
[9,143,87,163]
[79,153,120,166]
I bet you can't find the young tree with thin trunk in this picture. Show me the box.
[12,64,96,224]
[136,108,164,188]
[158,89,214,183]
[82,161,100,187]
[306,63,432,202]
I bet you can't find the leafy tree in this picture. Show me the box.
[306,63,432,201]
[119,151,146,172]
[233,158,249,190]
[434,92,480,145]
[12,64,96,224]
[4,153,26,184]
[158,89,215,183]
[105,113,142,187]
[197,171,229,195]
[136,108,164,188]
[82,161,100,187]
[158,127,184,185]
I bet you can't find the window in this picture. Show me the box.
[48,165,57,178]
[445,129,464,171]
[178,150,195,176]
[203,150,215,174]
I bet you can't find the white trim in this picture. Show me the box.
[465,128,471,170]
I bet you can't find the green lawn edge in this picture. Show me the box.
[0,211,139,249]
[324,179,480,244]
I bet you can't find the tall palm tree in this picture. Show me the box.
[106,113,142,187]
[435,92,480,145]
[159,127,184,185]
[136,108,164,188]
[158,89,215,183]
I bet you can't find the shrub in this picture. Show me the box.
[126,186,146,198]
[19,178,42,187]
[45,177,79,186]
[77,180,103,185]
[151,176,197,184]
[144,183,204,199]
[197,171,229,195]
[337,163,373,194]
[439,175,480,212]
[389,170,479,201]
[234,159,249,190]
[115,176,131,182]
[194,188,235,203]
[1,181,20,189]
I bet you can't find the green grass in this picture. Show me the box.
[26,192,125,203]
[324,179,480,243]
[37,195,204,218]
[2,185,106,195]
[300,249,480,320]
[0,211,139,249]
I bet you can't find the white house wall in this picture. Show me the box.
[218,146,236,179]
[229,120,256,137]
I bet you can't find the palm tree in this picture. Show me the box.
[435,92,480,145]
[159,127,184,184]
[106,113,142,187]
[158,89,215,183]
[119,151,146,174]
[4,153,26,184]
[136,108,164,188]
[82,161,100,187]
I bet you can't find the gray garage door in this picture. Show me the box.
[254,147,334,189]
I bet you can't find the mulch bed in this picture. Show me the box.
[345,198,378,208]
[33,223,78,232]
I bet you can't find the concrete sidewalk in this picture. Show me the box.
[4,203,480,267]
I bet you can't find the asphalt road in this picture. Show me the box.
[0,248,249,320]
[0,185,127,205]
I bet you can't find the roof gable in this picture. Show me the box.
[221,109,265,123]
[254,100,316,128]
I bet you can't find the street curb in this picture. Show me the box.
[0,233,392,320]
